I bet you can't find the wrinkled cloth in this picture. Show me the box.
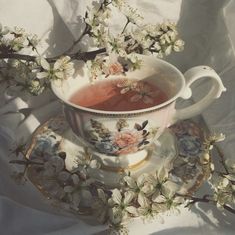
[0,0,235,234]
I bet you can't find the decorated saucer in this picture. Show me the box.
[26,115,210,215]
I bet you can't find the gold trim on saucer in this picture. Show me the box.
[25,115,209,204]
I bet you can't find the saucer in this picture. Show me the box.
[26,115,210,198]
[59,126,177,187]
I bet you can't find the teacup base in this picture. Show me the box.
[60,128,177,187]
[61,129,150,170]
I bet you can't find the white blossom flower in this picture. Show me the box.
[86,57,105,81]
[64,173,93,211]
[99,7,112,23]
[210,163,215,172]
[126,54,142,70]
[91,25,108,47]
[214,133,226,142]
[225,158,235,174]
[122,5,143,25]
[85,7,99,27]
[53,56,74,79]
[108,189,138,223]
[27,34,39,49]
[12,26,26,36]
[173,39,185,52]
[28,79,44,95]
[117,79,138,94]
[85,6,111,28]
[130,82,158,104]
[199,152,211,165]
[36,57,53,79]
[130,28,146,45]
[107,35,127,57]
[211,174,235,209]
[112,0,126,8]
[151,188,183,216]
[141,38,153,50]
[10,36,28,51]
[0,23,9,36]
[36,56,74,81]
[123,173,153,197]
[145,167,178,201]
[137,193,162,220]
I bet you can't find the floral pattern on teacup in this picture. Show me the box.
[86,119,153,156]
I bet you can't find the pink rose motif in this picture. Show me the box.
[106,62,124,75]
[113,131,143,153]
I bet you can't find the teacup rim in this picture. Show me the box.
[51,55,185,115]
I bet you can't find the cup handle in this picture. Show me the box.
[172,66,226,123]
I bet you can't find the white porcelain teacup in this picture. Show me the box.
[52,55,226,169]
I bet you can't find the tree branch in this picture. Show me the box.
[0,53,36,62]
[121,18,130,34]
[178,194,235,214]
[213,144,230,174]
[0,48,106,63]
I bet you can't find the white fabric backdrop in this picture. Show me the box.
[0,0,235,234]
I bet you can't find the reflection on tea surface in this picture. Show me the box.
[69,78,168,111]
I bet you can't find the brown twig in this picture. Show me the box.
[9,159,44,166]
[213,144,230,174]
[178,194,235,214]
[0,48,106,63]
[121,19,130,34]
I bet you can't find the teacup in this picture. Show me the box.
[52,55,226,169]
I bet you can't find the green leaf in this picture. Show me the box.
[134,123,142,131]
[143,141,150,145]
[141,120,148,129]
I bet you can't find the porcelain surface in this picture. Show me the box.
[52,55,225,157]
[27,116,209,193]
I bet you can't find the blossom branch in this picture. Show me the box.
[121,18,130,34]
[213,144,230,174]
[9,159,44,166]
[178,194,235,214]
[0,53,36,62]
[0,48,106,62]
